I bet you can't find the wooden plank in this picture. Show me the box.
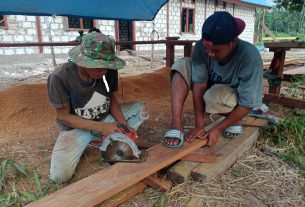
[101,174,171,206]
[100,182,147,207]
[283,66,305,75]
[263,58,302,69]
[180,147,216,163]
[191,118,267,181]
[26,132,210,207]
[263,93,305,108]
[264,42,305,49]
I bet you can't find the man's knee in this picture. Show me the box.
[50,161,75,184]
[170,57,192,87]
[204,85,237,114]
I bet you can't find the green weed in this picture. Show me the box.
[286,75,305,99]
[259,111,305,177]
[150,194,167,207]
[0,157,28,191]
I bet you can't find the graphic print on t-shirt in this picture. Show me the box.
[210,71,222,84]
[74,91,110,120]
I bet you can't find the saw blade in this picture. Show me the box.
[102,141,134,161]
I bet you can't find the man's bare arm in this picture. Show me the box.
[185,82,208,141]
[56,105,120,136]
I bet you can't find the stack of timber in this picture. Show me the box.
[168,116,267,183]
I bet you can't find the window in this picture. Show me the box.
[66,17,95,31]
[0,15,8,29]
[181,8,194,33]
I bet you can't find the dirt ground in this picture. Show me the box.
[0,49,305,206]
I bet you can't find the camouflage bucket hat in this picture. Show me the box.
[68,32,126,70]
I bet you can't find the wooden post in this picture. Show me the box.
[184,43,192,58]
[35,17,43,53]
[165,36,179,67]
[268,49,286,95]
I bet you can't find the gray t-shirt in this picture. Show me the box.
[191,39,263,108]
[48,62,118,129]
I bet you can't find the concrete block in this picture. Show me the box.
[3,36,13,42]
[26,16,36,22]
[25,48,36,54]
[16,48,25,54]
[24,35,34,42]
[14,35,25,42]
[4,48,15,55]
[16,15,26,21]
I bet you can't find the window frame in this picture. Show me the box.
[65,17,96,31]
[0,15,8,29]
[180,7,195,34]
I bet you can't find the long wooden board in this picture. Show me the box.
[26,135,209,207]
[191,118,266,181]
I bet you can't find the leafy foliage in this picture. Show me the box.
[275,0,305,12]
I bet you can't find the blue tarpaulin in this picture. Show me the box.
[0,0,168,21]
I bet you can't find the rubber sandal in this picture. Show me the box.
[223,125,243,139]
[163,129,184,148]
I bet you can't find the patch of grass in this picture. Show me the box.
[0,157,61,207]
[150,194,167,207]
[285,75,305,99]
[259,111,305,177]
[0,170,61,207]
[0,157,28,191]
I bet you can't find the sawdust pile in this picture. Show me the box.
[0,67,171,142]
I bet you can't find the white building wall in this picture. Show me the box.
[0,0,257,55]
[0,15,39,55]
[234,5,256,43]
[135,4,167,50]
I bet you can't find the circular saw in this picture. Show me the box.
[99,126,146,163]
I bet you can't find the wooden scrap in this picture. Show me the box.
[142,175,172,192]
[191,118,267,181]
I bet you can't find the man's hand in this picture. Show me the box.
[185,127,221,146]
[99,122,121,136]
[204,128,221,146]
[185,128,207,142]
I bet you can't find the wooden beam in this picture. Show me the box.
[26,134,209,207]
[263,93,305,108]
[268,49,286,95]
[100,182,147,207]
[142,175,172,192]
[264,42,305,49]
